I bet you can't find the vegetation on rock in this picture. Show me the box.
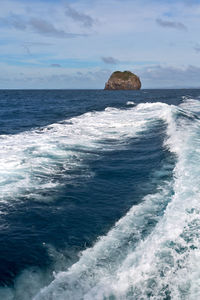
[104,71,141,90]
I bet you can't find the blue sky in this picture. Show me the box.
[1,0,200,88]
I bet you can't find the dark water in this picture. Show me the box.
[0,89,200,299]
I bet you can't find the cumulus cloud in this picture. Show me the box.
[0,14,86,38]
[101,56,119,64]
[65,5,95,28]
[156,18,187,31]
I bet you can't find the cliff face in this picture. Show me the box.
[104,71,141,90]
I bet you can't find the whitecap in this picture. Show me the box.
[0,103,168,205]
[126,101,135,106]
[31,99,200,299]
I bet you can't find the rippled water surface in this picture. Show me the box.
[0,89,200,299]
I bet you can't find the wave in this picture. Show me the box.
[2,99,200,299]
[0,105,147,204]
[31,99,200,300]
[126,101,135,106]
[0,103,168,205]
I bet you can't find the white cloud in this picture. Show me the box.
[0,0,200,88]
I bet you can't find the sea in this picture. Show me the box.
[0,89,200,300]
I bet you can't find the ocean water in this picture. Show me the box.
[0,89,200,299]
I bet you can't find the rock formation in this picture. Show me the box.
[104,71,141,90]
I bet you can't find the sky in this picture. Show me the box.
[1,0,200,89]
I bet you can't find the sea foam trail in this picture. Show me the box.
[0,105,150,203]
[0,101,172,300]
[29,102,173,300]
[107,100,200,299]
[0,103,167,204]
[33,99,200,300]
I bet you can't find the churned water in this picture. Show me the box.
[0,89,200,299]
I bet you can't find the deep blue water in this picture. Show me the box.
[0,89,200,299]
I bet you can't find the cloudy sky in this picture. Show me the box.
[1,0,200,89]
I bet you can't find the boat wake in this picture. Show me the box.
[1,98,200,299]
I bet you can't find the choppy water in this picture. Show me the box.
[0,89,200,299]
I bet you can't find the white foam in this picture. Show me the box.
[33,180,173,300]
[0,103,168,204]
[4,99,200,299]
[31,99,200,299]
[180,97,200,114]
[107,100,200,299]
[126,101,135,106]
[23,102,172,300]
